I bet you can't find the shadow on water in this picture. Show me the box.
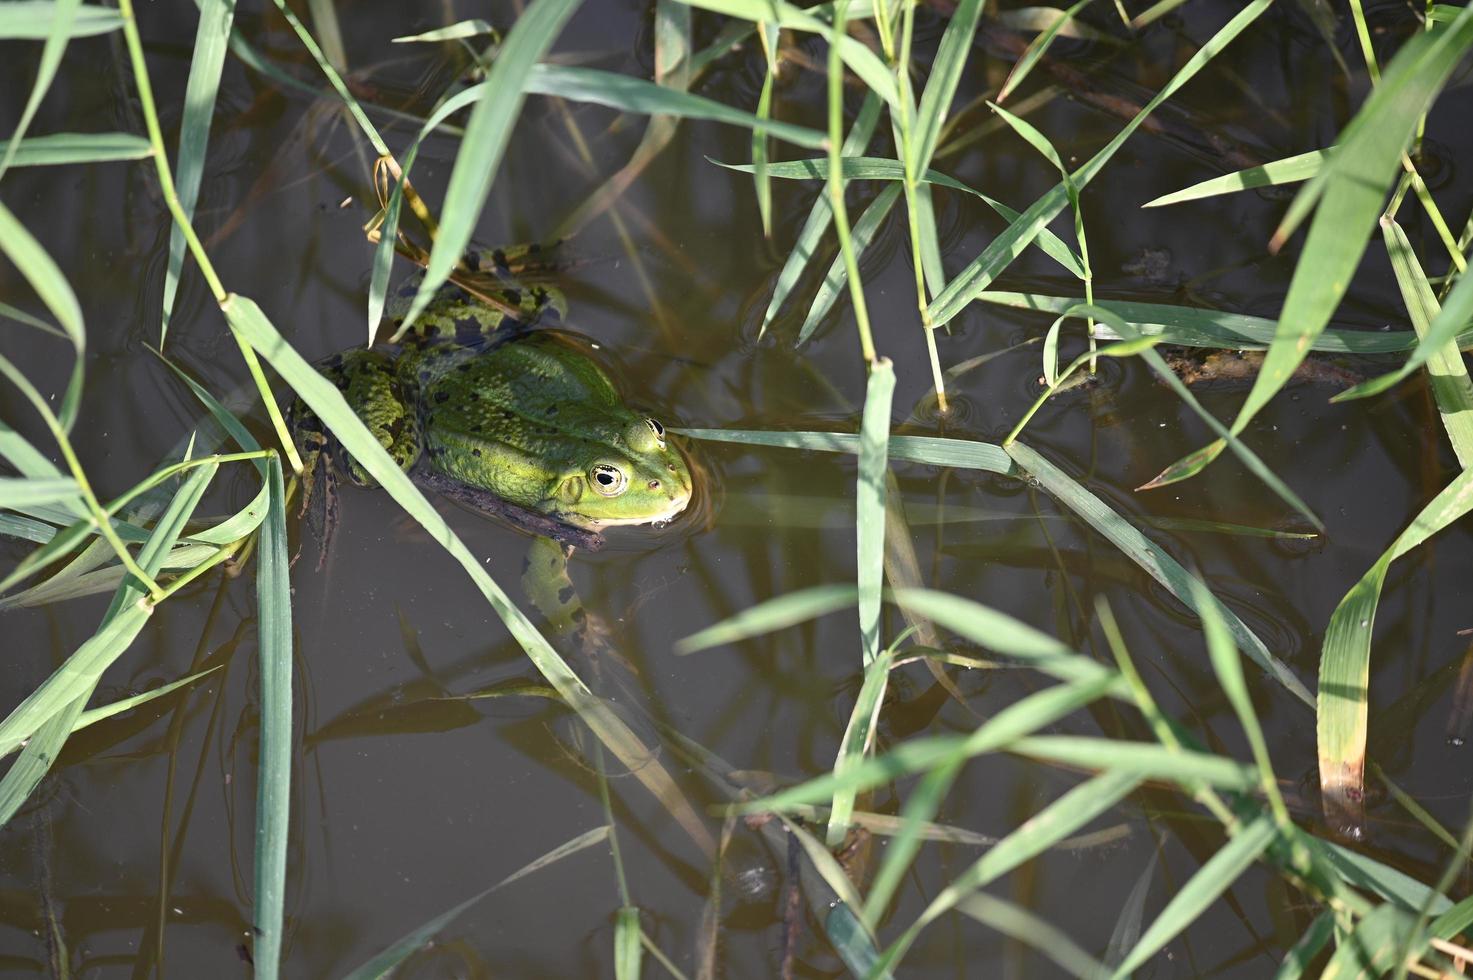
[3,0,1473,975]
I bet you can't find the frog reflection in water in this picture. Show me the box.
[292,245,694,628]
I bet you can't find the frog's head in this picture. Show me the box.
[550,415,693,528]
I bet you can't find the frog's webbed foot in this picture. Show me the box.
[412,467,605,552]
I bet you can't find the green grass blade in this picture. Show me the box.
[797,183,900,343]
[926,0,1272,326]
[0,695,89,826]
[751,67,774,237]
[677,427,1016,474]
[0,0,85,183]
[401,0,583,333]
[0,2,120,39]
[367,143,418,344]
[223,293,716,858]
[0,476,80,508]
[1111,814,1278,977]
[675,584,859,653]
[252,454,291,979]
[1322,841,1452,913]
[160,0,236,345]
[70,665,219,733]
[757,91,881,338]
[1272,910,1333,979]
[1011,736,1258,789]
[856,359,894,666]
[977,289,1451,353]
[1379,217,1473,467]
[0,199,84,431]
[1318,464,1473,831]
[1178,10,1473,485]
[0,131,152,167]
[392,19,496,43]
[524,64,825,148]
[826,650,893,848]
[266,0,388,156]
[996,0,1094,104]
[1005,440,1312,704]
[1336,253,1473,401]
[614,907,643,980]
[341,826,609,979]
[875,771,1141,974]
[911,0,981,170]
[716,156,1084,276]
[1144,148,1329,208]
[955,893,1105,979]
[1319,904,1420,977]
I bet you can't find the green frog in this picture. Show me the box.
[292,245,694,629]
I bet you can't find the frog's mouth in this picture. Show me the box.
[580,486,693,528]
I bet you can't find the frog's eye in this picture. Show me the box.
[590,464,628,497]
[645,418,665,444]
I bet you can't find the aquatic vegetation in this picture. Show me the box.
[2,0,1472,975]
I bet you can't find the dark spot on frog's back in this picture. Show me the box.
[434,391,450,403]
[463,249,481,271]
[557,586,576,604]
[545,405,558,416]
[502,288,522,306]
[492,248,509,270]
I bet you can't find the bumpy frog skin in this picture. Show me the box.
[294,247,693,532]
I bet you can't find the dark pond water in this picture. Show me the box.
[3,1,1473,976]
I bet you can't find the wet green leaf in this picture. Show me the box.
[1144,148,1329,208]
[392,19,497,43]
[676,584,859,653]
[0,1,120,39]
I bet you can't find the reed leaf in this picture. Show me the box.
[1144,148,1329,208]
[0,131,152,167]
[675,584,859,653]
[0,1,120,39]
[160,0,236,345]
[0,200,84,430]
[856,358,894,667]
[0,0,86,183]
[391,19,496,43]
[955,894,1105,979]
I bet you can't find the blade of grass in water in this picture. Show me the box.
[223,292,716,859]
[996,0,1095,104]
[392,19,496,43]
[614,907,642,980]
[0,200,84,431]
[0,477,81,509]
[1155,9,1473,486]
[1318,464,1473,833]
[1143,148,1329,208]
[874,771,1142,974]
[159,0,236,345]
[1110,814,1278,977]
[0,131,152,167]
[0,0,88,183]
[926,0,1272,327]
[524,64,826,149]
[675,583,859,653]
[798,184,899,343]
[955,894,1105,979]
[715,157,1084,279]
[826,647,893,848]
[840,375,897,526]
[252,454,291,979]
[0,1,119,40]
[1380,217,1473,467]
[401,0,585,334]
[752,65,774,237]
[0,459,215,825]
[1273,910,1334,979]
[341,826,610,979]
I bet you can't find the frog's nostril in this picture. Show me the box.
[649,480,660,490]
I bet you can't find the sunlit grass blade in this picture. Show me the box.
[159,0,236,345]
[976,289,1449,353]
[525,64,826,149]
[676,0,899,108]
[1143,148,1329,208]
[69,665,219,735]
[1157,10,1473,486]
[911,0,981,171]
[1012,736,1259,789]
[679,426,1017,473]
[0,200,84,430]
[0,131,152,167]
[757,91,881,339]
[0,1,120,39]
[1102,850,1157,970]
[367,143,418,343]
[996,0,1093,104]
[252,454,291,979]
[826,901,892,980]
[1111,814,1278,977]
[614,907,642,980]
[737,674,1121,816]
[1,0,86,183]
[675,584,859,653]
[1379,217,1473,466]
[826,649,892,848]
[1319,904,1420,976]
[874,771,1141,974]
[715,157,1084,277]
[856,357,893,667]
[392,19,496,43]
[955,893,1105,979]
[1318,463,1473,832]
[0,476,80,509]
[926,0,1272,327]
[266,0,388,156]
[1336,256,1473,401]
[752,66,774,237]
[223,292,716,858]
[799,183,895,343]
[1005,440,1313,705]
[401,0,583,333]
[341,826,610,979]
